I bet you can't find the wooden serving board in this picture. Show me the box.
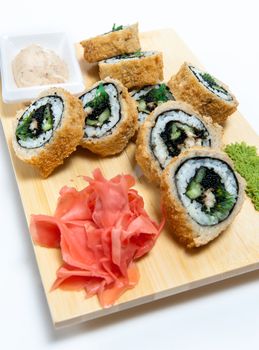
[1,29,259,328]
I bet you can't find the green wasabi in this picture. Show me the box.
[225,142,259,210]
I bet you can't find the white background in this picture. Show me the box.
[1,0,259,349]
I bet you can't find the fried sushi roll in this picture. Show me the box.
[80,23,141,63]
[13,88,84,178]
[99,51,164,89]
[131,83,175,128]
[161,147,245,248]
[79,78,138,156]
[168,62,238,125]
[135,101,222,184]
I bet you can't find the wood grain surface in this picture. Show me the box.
[1,29,259,328]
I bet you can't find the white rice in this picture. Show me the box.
[18,96,63,148]
[137,112,148,124]
[190,66,233,102]
[81,83,120,138]
[175,158,238,226]
[151,110,210,168]
[104,51,156,64]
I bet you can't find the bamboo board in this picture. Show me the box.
[1,29,259,328]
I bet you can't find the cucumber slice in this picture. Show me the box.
[186,181,202,200]
[86,118,99,126]
[98,108,110,125]
[42,120,52,131]
[138,99,147,112]
[179,124,194,136]
[170,124,181,140]
[42,105,53,131]
[86,108,111,127]
[195,167,206,183]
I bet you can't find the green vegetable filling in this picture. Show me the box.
[201,72,228,94]
[85,84,111,127]
[213,186,236,216]
[185,167,236,218]
[16,103,54,141]
[170,123,182,141]
[130,50,143,58]
[225,142,259,211]
[116,50,144,60]
[137,84,174,114]
[16,114,32,141]
[185,167,205,199]
[160,121,206,158]
[201,73,215,85]
[145,84,173,103]
[138,99,147,112]
[186,182,202,200]
[42,104,53,131]
[112,24,123,32]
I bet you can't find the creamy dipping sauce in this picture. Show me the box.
[12,44,69,88]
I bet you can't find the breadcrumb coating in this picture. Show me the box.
[99,52,164,89]
[80,78,138,156]
[80,24,140,63]
[12,88,85,178]
[135,101,222,185]
[161,147,245,248]
[168,62,238,125]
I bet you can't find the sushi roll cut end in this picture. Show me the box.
[131,83,175,127]
[13,88,85,178]
[80,23,141,63]
[168,62,238,125]
[79,78,137,156]
[135,101,222,184]
[99,51,164,89]
[161,148,245,248]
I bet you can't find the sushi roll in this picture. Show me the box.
[131,83,175,128]
[79,78,138,156]
[99,51,164,89]
[161,147,245,248]
[135,101,222,184]
[13,88,84,178]
[168,62,238,125]
[80,23,140,63]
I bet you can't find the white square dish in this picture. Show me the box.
[0,32,85,104]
